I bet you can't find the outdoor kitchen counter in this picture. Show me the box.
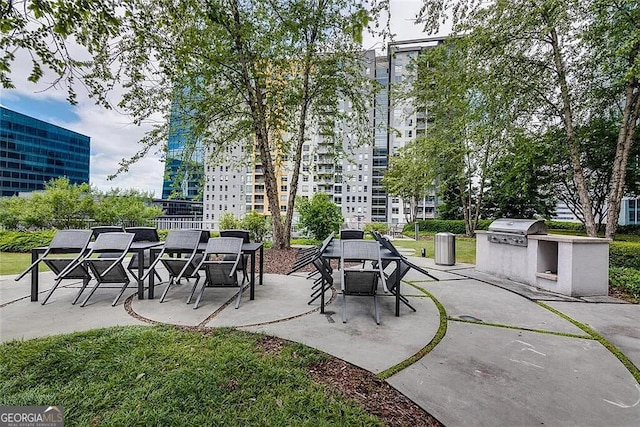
[528,234,610,244]
[476,231,611,297]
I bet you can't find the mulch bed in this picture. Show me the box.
[309,358,442,426]
[260,248,442,426]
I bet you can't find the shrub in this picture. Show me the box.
[616,224,640,236]
[218,211,240,230]
[0,230,56,252]
[240,211,269,242]
[609,241,640,269]
[363,222,389,235]
[296,193,343,240]
[545,221,586,231]
[609,267,640,302]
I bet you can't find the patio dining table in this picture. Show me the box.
[321,239,403,317]
[29,241,164,302]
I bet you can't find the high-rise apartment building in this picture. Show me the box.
[386,38,445,224]
[0,106,90,197]
[201,38,446,229]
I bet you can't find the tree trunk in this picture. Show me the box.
[284,15,319,249]
[549,25,598,236]
[606,82,640,239]
[230,0,287,248]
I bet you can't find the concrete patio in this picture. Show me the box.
[1,256,639,426]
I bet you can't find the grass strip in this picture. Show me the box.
[538,302,640,384]
[448,317,593,339]
[377,284,448,380]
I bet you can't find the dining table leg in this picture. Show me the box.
[259,245,263,286]
[250,251,256,300]
[30,248,39,302]
[395,259,401,317]
[148,249,156,299]
[137,248,146,299]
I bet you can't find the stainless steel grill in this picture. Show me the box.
[487,218,548,247]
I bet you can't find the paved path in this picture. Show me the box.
[1,257,639,426]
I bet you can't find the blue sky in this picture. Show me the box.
[2,93,80,124]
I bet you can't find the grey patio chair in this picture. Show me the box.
[377,235,439,312]
[91,226,125,239]
[78,232,136,307]
[340,229,364,240]
[220,229,249,282]
[125,227,162,282]
[192,237,245,309]
[340,239,387,325]
[15,229,93,305]
[142,229,203,303]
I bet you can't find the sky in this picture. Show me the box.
[0,1,436,197]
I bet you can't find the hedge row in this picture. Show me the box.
[0,230,56,252]
[609,241,640,270]
[609,267,640,301]
[404,219,493,235]
[405,218,640,236]
[406,219,585,235]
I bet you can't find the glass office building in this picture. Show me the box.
[161,103,204,200]
[0,107,90,197]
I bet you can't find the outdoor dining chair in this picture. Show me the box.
[15,229,93,305]
[142,229,203,303]
[78,232,136,307]
[91,225,125,239]
[340,229,365,240]
[340,239,387,325]
[192,237,245,309]
[220,229,250,282]
[125,226,162,282]
[376,234,439,312]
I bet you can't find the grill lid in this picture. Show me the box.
[487,218,548,236]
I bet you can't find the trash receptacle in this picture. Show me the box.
[435,232,455,266]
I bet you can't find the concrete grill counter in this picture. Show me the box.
[476,219,610,297]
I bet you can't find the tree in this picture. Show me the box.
[37,177,95,229]
[481,130,557,219]
[544,116,640,228]
[83,0,379,249]
[4,0,385,248]
[296,192,343,240]
[1,0,120,104]
[240,210,269,242]
[93,188,163,226]
[407,39,512,236]
[8,177,96,229]
[419,0,640,238]
[382,141,432,223]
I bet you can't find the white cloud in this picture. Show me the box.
[5,45,165,196]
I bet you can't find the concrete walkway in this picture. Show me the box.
[1,257,639,426]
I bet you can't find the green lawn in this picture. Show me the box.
[393,234,477,264]
[0,252,46,276]
[0,326,382,426]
